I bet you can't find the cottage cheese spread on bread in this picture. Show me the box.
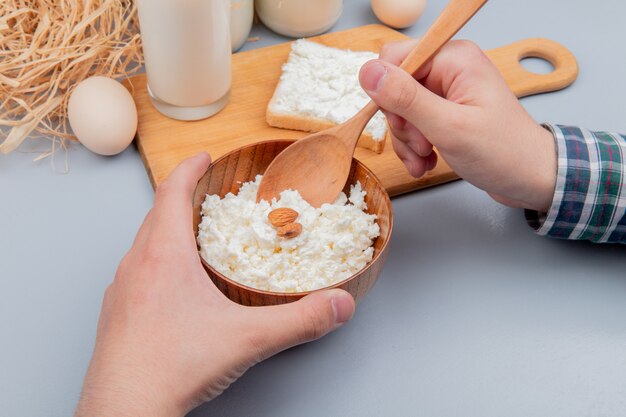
[267,39,388,153]
[197,175,380,293]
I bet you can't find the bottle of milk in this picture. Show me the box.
[256,0,342,38]
[136,0,232,121]
[231,0,254,52]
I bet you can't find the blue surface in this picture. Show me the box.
[2,1,626,416]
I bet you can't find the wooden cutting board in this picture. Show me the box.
[130,24,578,196]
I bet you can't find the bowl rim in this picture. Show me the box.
[195,139,394,297]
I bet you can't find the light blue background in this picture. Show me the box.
[2,1,626,416]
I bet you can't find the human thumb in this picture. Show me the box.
[250,289,355,359]
[359,59,456,140]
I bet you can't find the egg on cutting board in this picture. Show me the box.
[68,76,138,156]
[371,0,427,29]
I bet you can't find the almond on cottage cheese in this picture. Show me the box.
[197,175,380,293]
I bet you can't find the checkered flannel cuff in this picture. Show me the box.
[526,124,626,243]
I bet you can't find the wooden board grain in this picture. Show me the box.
[130,25,578,196]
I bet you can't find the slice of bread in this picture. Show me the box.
[266,39,388,154]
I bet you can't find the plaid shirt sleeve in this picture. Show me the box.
[525,124,626,243]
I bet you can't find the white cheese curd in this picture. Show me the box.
[197,175,380,292]
[270,39,388,141]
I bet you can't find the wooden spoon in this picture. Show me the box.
[257,0,488,207]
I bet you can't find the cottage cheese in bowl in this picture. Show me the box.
[197,175,380,293]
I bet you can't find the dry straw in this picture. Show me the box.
[0,0,143,160]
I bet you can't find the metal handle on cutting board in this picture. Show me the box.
[487,37,579,98]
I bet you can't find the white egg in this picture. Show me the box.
[371,0,427,29]
[68,76,138,156]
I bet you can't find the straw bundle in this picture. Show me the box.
[0,0,143,159]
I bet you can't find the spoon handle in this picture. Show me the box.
[399,0,488,74]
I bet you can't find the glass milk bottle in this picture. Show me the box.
[231,0,254,52]
[136,0,232,121]
[256,0,342,37]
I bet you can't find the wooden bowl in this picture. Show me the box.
[192,140,393,306]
